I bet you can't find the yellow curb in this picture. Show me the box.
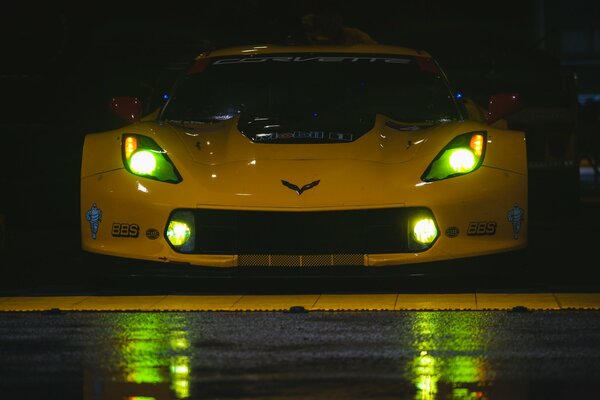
[475,293,560,310]
[313,294,398,311]
[395,294,477,310]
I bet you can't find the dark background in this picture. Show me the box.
[1,0,599,238]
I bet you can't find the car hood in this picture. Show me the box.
[83,117,524,209]
[162,114,443,165]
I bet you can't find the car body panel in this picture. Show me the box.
[80,44,527,269]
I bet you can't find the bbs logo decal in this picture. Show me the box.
[467,221,497,236]
[112,223,140,238]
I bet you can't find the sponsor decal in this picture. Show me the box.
[85,203,102,240]
[445,226,459,238]
[281,179,320,195]
[507,203,525,240]
[146,228,160,240]
[255,131,353,142]
[328,132,354,141]
[467,221,497,236]
[111,223,140,238]
[212,56,412,65]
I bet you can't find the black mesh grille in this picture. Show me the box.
[238,254,364,267]
[174,207,433,255]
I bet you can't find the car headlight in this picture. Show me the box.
[421,131,486,181]
[122,134,182,183]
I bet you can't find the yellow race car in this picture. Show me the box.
[80,44,527,270]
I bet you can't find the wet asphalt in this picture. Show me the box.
[1,309,600,399]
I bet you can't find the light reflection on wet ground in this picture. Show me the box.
[1,310,599,399]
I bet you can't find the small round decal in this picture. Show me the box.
[445,226,459,238]
[146,228,160,240]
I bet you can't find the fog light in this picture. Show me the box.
[413,218,438,245]
[167,221,190,246]
[166,210,195,252]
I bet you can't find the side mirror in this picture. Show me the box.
[108,96,142,124]
[486,93,523,125]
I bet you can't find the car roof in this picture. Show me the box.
[197,44,432,59]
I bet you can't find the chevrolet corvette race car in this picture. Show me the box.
[80,44,527,269]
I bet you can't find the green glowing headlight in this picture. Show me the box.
[448,148,475,172]
[413,218,438,245]
[167,221,191,246]
[129,150,157,175]
[122,134,182,183]
[422,131,486,181]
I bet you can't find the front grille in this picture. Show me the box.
[175,207,433,255]
[238,254,364,267]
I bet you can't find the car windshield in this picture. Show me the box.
[161,53,462,142]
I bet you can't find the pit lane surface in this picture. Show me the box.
[1,309,600,400]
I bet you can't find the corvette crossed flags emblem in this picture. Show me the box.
[281,180,320,195]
